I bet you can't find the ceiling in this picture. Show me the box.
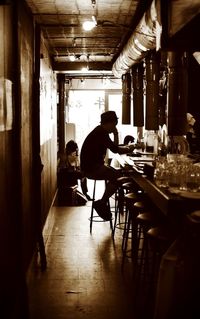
[24,0,200,77]
[25,0,153,75]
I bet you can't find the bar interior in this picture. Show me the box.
[1,1,200,318]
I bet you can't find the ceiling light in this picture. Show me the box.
[69,55,76,62]
[81,66,89,72]
[83,17,96,31]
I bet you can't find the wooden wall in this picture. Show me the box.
[0,4,27,317]
[0,0,58,317]
[0,1,33,317]
[18,0,36,270]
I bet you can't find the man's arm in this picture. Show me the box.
[117,144,135,154]
[112,128,135,154]
[113,128,119,145]
[108,133,135,154]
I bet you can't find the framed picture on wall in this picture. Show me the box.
[0,78,13,131]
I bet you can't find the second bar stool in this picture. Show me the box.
[121,194,146,260]
[113,177,134,235]
[137,223,174,300]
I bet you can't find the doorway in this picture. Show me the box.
[67,90,137,149]
[67,90,105,149]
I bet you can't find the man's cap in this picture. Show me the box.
[101,111,118,124]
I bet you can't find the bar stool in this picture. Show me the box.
[114,178,144,236]
[115,176,133,215]
[121,194,146,256]
[154,212,200,319]
[113,177,134,235]
[139,225,173,296]
[89,179,114,235]
[135,213,161,279]
[114,182,135,223]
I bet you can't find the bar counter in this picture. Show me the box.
[115,153,200,225]
[116,154,200,319]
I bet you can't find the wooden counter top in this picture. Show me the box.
[114,154,200,219]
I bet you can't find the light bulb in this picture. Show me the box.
[81,67,88,72]
[69,55,76,61]
[83,20,96,31]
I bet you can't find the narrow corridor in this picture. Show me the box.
[27,183,152,319]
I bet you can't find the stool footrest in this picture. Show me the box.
[89,215,113,222]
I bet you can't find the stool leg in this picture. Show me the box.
[122,209,131,253]
[90,180,96,234]
[122,205,130,251]
[106,199,114,237]
[90,179,114,236]
[131,215,139,261]
[113,190,118,235]
[113,189,122,236]
[121,218,131,269]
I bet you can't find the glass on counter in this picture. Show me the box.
[154,154,200,193]
[144,130,158,154]
[185,164,200,192]
[154,156,169,188]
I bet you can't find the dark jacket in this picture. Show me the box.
[80,125,119,173]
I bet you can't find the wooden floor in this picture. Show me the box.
[27,182,155,319]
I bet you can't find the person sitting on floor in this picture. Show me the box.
[80,111,135,221]
[65,140,91,201]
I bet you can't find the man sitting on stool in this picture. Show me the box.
[80,111,135,221]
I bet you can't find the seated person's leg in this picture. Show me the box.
[99,166,121,204]
[85,165,121,220]
[80,176,91,200]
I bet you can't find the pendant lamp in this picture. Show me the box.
[122,72,131,124]
[167,51,188,136]
[145,51,160,130]
[132,63,144,127]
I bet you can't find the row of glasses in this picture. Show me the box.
[154,155,200,193]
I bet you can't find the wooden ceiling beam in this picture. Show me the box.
[52,61,112,71]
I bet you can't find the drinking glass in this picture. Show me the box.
[186,165,200,192]
[154,157,169,188]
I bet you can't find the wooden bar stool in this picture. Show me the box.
[135,212,160,279]
[114,174,145,233]
[115,176,133,214]
[113,177,134,235]
[145,224,174,289]
[89,179,114,235]
[121,194,145,257]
